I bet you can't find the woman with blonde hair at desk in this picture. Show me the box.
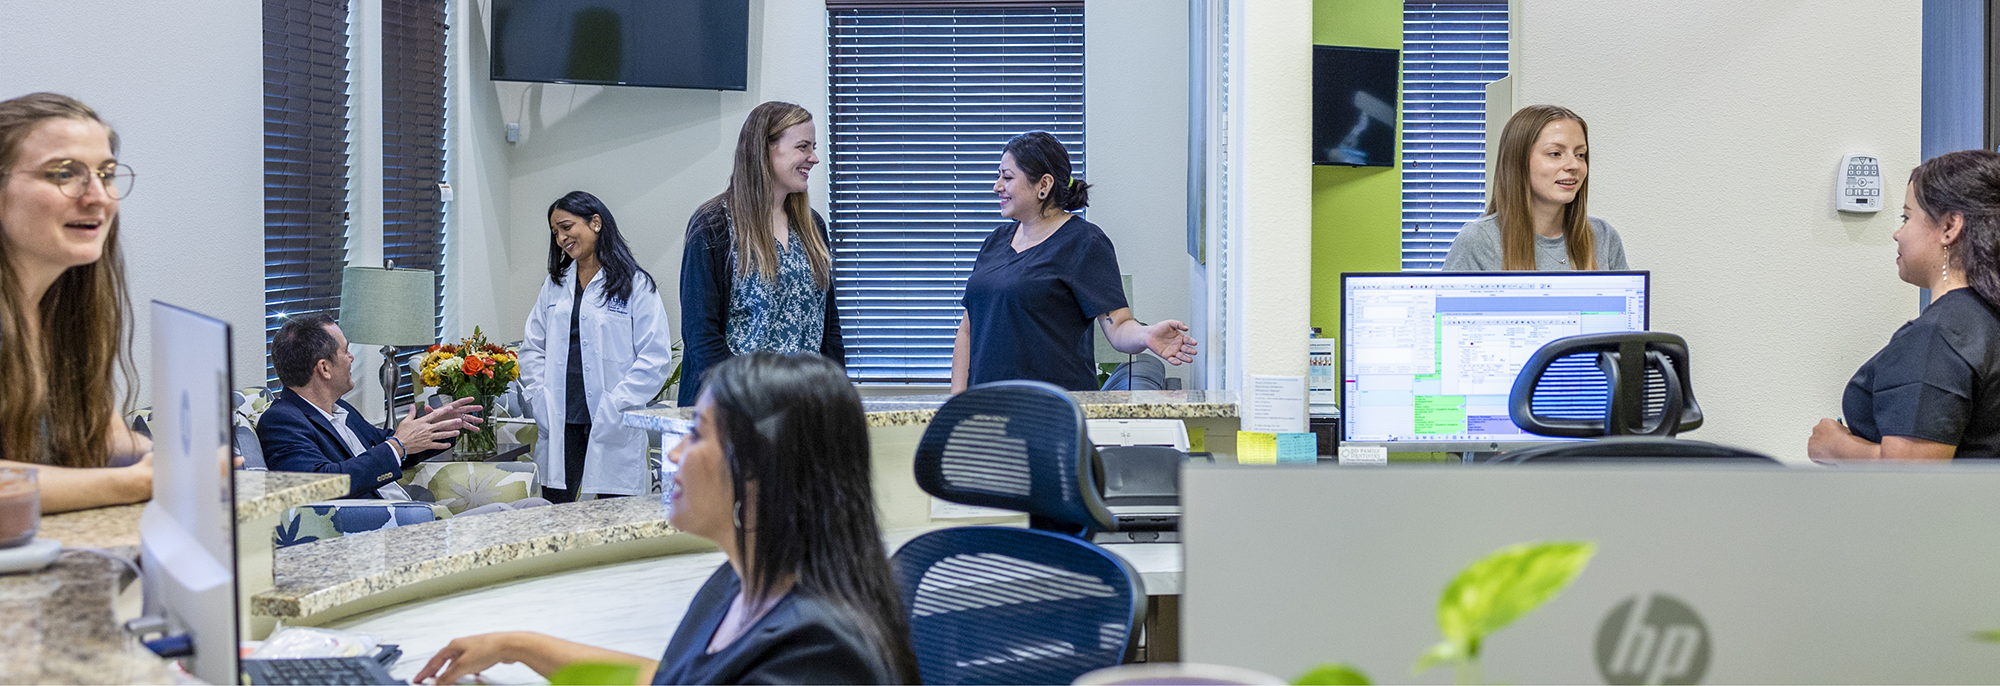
[0,92,151,512]
[416,352,919,684]
[1809,149,2000,461]
[1441,104,1628,271]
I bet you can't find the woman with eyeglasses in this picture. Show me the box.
[0,92,151,512]
[416,353,919,685]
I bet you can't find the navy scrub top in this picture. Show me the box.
[652,564,898,685]
[1842,287,2000,458]
[962,216,1129,391]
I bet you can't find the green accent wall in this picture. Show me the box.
[1311,0,1403,336]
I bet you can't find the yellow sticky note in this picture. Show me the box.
[1237,431,1277,465]
[1188,427,1206,453]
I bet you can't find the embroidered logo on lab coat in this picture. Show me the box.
[606,298,629,315]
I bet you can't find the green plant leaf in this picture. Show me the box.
[1411,640,1462,675]
[1295,662,1372,685]
[1425,541,1596,671]
[548,662,642,685]
[1974,629,2000,642]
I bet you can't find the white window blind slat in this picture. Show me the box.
[1402,2,1509,271]
[828,4,1084,383]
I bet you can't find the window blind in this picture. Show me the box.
[382,0,449,402]
[263,0,352,387]
[827,3,1085,382]
[1400,2,1507,270]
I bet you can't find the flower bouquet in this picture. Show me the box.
[416,326,520,457]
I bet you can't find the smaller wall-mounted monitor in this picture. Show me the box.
[490,0,748,90]
[1312,45,1399,167]
[1340,271,1651,453]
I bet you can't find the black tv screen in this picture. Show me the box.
[490,0,748,90]
[1313,45,1399,167]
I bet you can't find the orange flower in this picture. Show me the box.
[462,355,487,375]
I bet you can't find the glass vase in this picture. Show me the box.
[455,393,498,459]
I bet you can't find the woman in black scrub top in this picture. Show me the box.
[950,131,1199,392]
[1808,149,2000,461]
[416,353,919,685]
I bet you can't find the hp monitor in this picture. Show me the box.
[1340,271,1650,452]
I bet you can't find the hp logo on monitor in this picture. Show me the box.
[1594,593,1711,685]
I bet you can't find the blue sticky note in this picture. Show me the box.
[1276,432,1317,464]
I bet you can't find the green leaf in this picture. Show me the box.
[548,662,641,685]
[1974,629,2000,642]
[1429,541,1596,666]
[1412,640,1462,675]
[1295,662,1373,685]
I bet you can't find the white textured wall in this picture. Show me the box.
[0,0,265,402]
[1228,0,1315,386]
[1516,1,1922,460]
[1086,1,1194,384]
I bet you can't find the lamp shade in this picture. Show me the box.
[338,266,436,346]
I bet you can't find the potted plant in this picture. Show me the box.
[416,326,520,457]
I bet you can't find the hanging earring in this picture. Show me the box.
[733,501,743,529]
[1942,244,1951,281]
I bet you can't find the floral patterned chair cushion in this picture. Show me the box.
[398,461,539,515]
[273,499,442,548]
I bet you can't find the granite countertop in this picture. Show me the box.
[236,471,351,522]
[255,496,684,621]
[0,514,174,684]
[625,389,1239,431]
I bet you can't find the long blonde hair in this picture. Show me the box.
[1488,104,1596,270]
[701,101,830,288]
[0,93,134,467]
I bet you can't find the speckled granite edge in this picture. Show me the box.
[253,500,681,620]
[236,471,350,522]
[0,548,177,684]
[626,389,1239,430]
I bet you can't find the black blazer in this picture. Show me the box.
[257,389,447,498]
[677,202,845,405]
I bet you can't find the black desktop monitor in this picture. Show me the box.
[489,0,749,90]
[1339,271,1652,453]
[1312,45,1399,167]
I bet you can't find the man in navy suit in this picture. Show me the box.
[258,313,481,499]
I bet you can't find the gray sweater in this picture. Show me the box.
[1440,215,1628,271]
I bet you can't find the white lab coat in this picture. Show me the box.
[519,268,673,495]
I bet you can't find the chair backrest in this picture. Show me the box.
[1510,331,1702,438]
[914,381,1114,536]
[892,526,1145,685]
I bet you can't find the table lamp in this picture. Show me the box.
[339,265,436,428]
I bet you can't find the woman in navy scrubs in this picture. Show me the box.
[950,131,1199,392]
[415,353,918,684]
[1808,149,2000,461]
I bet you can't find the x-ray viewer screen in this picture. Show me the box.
[1341,272,1649,445]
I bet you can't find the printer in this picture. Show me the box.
[1086,419,1196,543]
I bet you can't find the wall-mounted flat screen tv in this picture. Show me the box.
[1313,45,1399,167]
[490,0,748,90]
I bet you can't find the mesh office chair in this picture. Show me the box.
[893,381,1147,685]
[1489,332,1779,463]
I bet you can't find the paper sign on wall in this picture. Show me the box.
[1247,375,1307,433]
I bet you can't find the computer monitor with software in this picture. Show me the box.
[1181,464,2000,683]
[1341,271,1650,453]
[138,301,239,685]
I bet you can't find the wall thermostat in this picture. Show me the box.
[1838,153,1883,213]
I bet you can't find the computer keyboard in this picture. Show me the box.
[242,656,403,685]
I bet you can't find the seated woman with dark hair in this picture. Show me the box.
[415,352,919,685]
[1809,149,2000,461]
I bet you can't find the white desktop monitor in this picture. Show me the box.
[1340,271,1650,453]
[139,302,239,685]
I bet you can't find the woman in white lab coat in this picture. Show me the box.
[520,191,674,501]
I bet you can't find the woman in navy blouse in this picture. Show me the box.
[678,102,842,406]
[951,131,1199,392]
